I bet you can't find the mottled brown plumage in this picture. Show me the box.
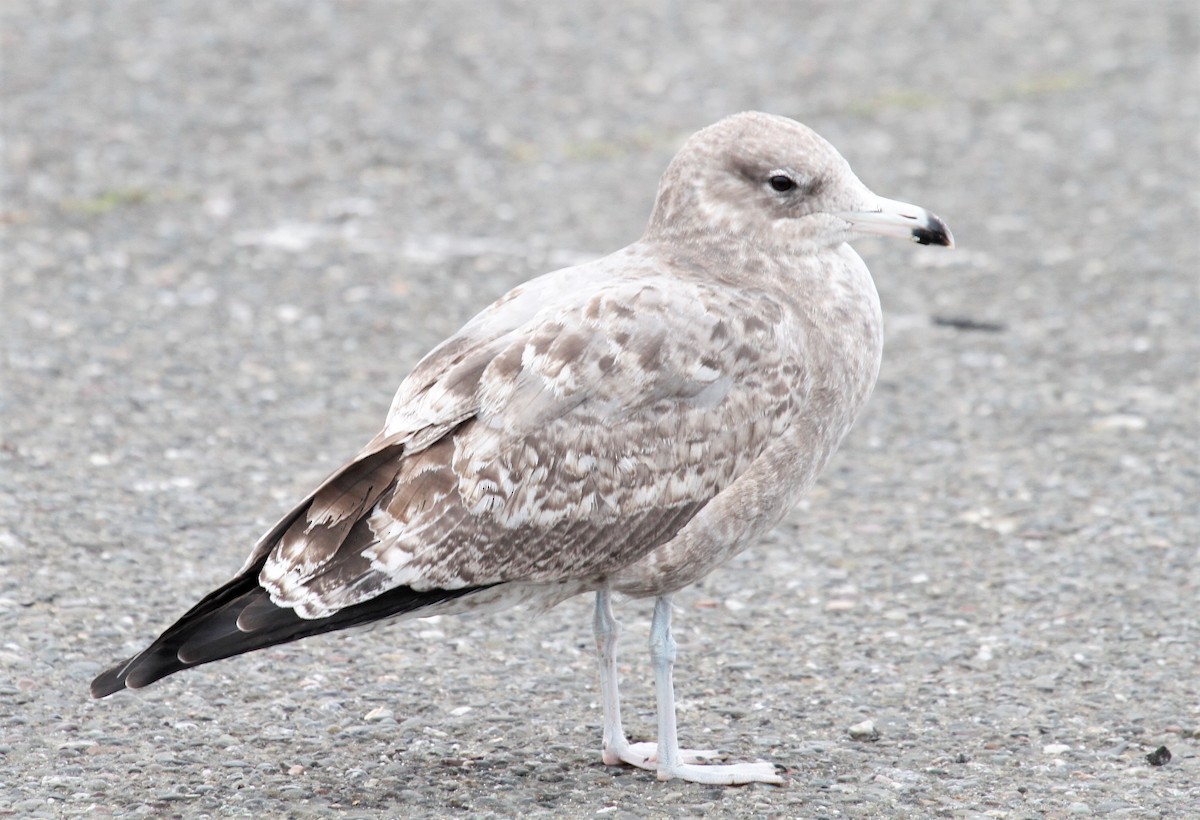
[91,112,952,784]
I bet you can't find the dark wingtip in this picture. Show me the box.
[90,663,132,698]
[88,579,496,698]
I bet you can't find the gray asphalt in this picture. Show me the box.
[2,1,1197,817]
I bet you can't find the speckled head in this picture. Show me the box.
[646,111,953,251]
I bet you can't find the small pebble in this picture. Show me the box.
[1145,746,1171,766]
[363,706,393,722]
[848,720,880,741]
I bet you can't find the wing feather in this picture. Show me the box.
[256,277,805,618]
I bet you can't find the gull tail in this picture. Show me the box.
[90,438,490,699]
[90,557,487,698]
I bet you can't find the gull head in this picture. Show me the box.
[646,111,953,252]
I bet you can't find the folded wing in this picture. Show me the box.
[91,275,804,697]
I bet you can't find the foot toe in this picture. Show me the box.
[657,759,786,786]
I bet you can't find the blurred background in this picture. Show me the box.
[2,1,1197,816]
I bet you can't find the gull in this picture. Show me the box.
[91,111,953,785]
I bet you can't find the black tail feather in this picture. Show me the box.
[90,560,490,698]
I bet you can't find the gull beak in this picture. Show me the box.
[837,196,954,248]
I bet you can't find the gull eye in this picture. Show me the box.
[768,174,797,193]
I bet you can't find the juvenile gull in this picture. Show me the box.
[91,112,953,785]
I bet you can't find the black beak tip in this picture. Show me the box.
[913,213,954,248]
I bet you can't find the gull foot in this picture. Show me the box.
[602,741,731,771]
[657,759,786,786]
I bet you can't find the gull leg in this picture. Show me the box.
[649,595,785,785]
[594,588,649,768]
[593,590,728,771]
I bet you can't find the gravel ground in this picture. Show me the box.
[2,1,1197,817]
